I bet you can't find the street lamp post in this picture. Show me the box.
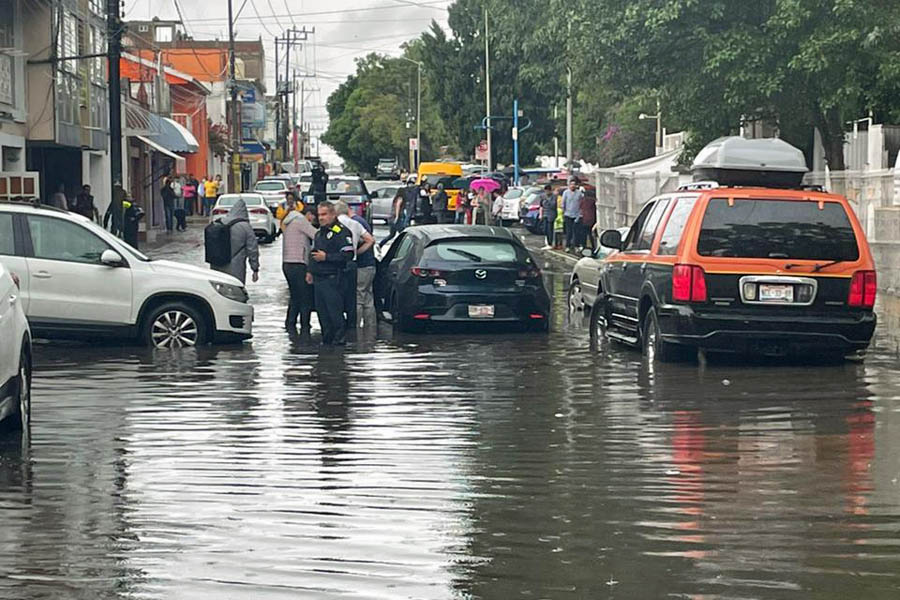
[639,99,663,155]
[398,56,423,171]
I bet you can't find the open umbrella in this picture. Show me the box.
[469,178,501,193]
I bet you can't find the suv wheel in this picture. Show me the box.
[144,302,208,349]
[14,345,31,431]
[642,308,681,363]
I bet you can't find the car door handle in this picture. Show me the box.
[640,263,647,273]
[33,271,52,279]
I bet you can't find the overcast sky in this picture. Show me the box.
[125,0,452,165]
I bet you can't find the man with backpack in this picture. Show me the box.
[205,198,260,285]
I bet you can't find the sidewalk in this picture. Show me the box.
[514,228,578,270]
[141,215,206,258]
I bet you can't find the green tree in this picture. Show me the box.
[322,53,451,173]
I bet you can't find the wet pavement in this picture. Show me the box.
[2,226,900,599]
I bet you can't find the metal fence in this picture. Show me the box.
[804,170,897,241]
[594,169,684,230]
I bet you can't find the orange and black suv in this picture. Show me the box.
[591,137,877,361]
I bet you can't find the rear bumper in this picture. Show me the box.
[407,288,550,323]
[658,303,876,355]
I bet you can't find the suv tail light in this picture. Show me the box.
[10,272,20,289]
[848,270,876,308]
[672,264,708,303]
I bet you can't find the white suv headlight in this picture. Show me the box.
[210,280,249,303]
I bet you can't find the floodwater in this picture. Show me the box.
[2,233,900,599]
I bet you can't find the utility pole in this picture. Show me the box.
[106,0,123,234]
[566,67,573,172]
[283,29,292,160]
[416,63,421,171]
[553,105,559,169]
[227,0,240,192]
[299,78,305,161]
[484,5,492,172]
[513,99,519,185]
[274,36,281,166]
[293,72,299,171]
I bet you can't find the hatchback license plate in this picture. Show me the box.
[759,284,794,303]
[468,304,495,318]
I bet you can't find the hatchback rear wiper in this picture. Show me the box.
[783,259,846,272]
[446,248,482,262]
[812,259,847,272]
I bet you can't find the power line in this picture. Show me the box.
[185,0,449,24]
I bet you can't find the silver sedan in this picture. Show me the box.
[371,185,401,223]
[567,227,628,313]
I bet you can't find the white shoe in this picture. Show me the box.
[541,244,552,250]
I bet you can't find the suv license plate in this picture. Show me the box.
[468,305,495,318]
[759,284,794,303]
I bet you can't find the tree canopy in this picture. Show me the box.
[323,0,900,170]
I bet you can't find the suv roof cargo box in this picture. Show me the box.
[691,137,808,189]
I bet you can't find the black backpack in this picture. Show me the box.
[204,220,233,266]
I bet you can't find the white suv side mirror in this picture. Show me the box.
[101,249,126,267]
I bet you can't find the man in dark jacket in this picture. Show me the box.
[309,201,354,345]
[160,176,175,232]
[74,185,96,221]
[432,183,449,224]
[311,164,329,205]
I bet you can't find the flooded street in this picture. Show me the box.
[3,233,900,599]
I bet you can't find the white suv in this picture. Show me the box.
[0,202,253,349]
[0,262,31,431]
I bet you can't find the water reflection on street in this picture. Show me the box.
[2,237,900,599]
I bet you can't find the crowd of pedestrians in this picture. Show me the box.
[206,193,377,346]
[540,178,596,253]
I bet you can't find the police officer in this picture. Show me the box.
[307,201,354,345]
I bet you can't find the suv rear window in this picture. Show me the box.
[424,239,521,263]
[697,198,859,261]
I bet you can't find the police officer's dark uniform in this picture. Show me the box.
[310,220,354,344]
[311,166,329,206]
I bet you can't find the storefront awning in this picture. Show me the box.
[136,135,187,172]
[145,113,199,153]
[240,139,266,163]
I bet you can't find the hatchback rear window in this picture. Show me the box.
[424,239,521,263]
[697,198,859,261]
[255,181,287,191]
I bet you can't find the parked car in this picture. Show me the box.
[254,178,294,212]
[520,192,543,234]
[376,158,401,180]
[0,262,31,432]
[375,225,551,332]
[372,185,401,223]
[567,228,629,313]
[297,172,313,194]
[497,187,525,226]
[590,136,878,361]
[0,203,253,349]
[210,193,277,243]
[325,176,373,223]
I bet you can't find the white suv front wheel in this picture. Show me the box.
[143,302,208,349]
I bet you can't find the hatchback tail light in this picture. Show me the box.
[672,264,708,303]
[848,270,877,308]
[518,266,542,279]
[411,266,444,278]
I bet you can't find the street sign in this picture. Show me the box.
[475,140,489,160]
[409,137,419,151]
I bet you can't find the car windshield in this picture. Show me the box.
[424,239,521,263]
[504,189,523,199]
[255,181,287,191]
[218,195,264,206]
[327,180,364,194]
[697,198,860,261]
[299,175,312,182]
